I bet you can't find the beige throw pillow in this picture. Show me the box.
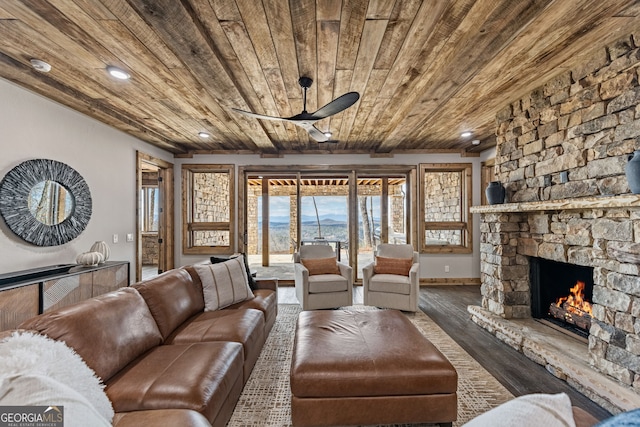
[195,255,255,311]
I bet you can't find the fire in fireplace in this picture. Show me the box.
[530,257,594,339]
[548,280,592,331]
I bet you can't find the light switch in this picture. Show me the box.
[112,234,119,244]
[126,233,134,242]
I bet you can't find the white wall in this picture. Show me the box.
[175,152,488,280]
[0,78,173,279]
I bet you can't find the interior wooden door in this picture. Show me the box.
[136,152,174,281]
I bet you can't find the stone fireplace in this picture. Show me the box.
[470,33,640,413]
[471,199,640,413]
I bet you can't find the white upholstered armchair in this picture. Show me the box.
[294,245,353,310]
[362,243,420,312]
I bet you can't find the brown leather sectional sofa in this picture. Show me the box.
[17,265,277,427]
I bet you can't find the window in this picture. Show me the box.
[140,186,159,232]
[182,164,234,254]
[419,163,472,253]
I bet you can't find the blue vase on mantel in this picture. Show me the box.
[486,181,506,205]
[626,151,640,194]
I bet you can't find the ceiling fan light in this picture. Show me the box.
[30,59,51,73]
[198,131,210,138]
[106,66,130,80]
[323,131,332,138]
[461,131,473,138]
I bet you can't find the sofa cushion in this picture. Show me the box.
[166,308,265,382]
[301,257,341,275]
[105,342,243,424]
[227,289,278,334]
[19,287,163,382]
[194,257,255,311]
[374,256,412,276]
[369,274,412,295]
[134,269,204,340]
[308,274,349,293]
[112,409,211,427]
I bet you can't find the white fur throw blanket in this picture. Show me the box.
[0,332,114,423]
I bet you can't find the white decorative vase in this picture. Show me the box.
[90,241,110,263]
[76,251,104,266]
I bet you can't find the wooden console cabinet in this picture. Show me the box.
[0,261,129,331]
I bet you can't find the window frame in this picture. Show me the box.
[419,163,472,254]
[182,164,235,255]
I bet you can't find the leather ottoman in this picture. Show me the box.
[290,310,457,427]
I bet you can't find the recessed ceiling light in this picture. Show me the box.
[106,66,130,80]
[461,131,473,138]
[30,59,51,73]
[198,132,210,138]
[472,139,481,145]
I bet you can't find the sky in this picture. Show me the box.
[258,195,381,221]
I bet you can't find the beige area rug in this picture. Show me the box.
[227,305,514,427]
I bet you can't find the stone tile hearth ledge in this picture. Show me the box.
[468,305,640,415]
[470,194,640,214]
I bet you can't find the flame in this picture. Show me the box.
[555,280,592,316]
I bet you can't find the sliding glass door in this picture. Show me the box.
[355,175,408,279]
[245,174,298,279]
[299,174,350,262]
[240,166,414,283]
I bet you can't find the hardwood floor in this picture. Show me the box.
[277,284,611,421]
[420,286,611,421]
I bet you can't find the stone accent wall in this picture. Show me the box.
[424,171,462,244]
[390,192,405,237]
[496,34,640,202]
[480,34,640,388]
[479,212,528,319]
[193,172,230,246]
[141,233,158,265]
[247,186,260,254]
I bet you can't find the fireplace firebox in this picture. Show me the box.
[529,257,594,339]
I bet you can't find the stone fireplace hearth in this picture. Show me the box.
[470,196,640,414]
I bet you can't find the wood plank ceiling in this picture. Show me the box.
[0,1,638,156]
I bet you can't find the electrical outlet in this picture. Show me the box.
[126,233,134,242]
[112,234,119,244]
[444,265,450,273]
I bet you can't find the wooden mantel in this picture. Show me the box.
[470,194,640,214]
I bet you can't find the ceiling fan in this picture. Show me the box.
[231,77,360,142]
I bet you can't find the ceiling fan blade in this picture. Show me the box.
[310,92,360,119]
[231,108,288,122]
[298,123,329,142]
